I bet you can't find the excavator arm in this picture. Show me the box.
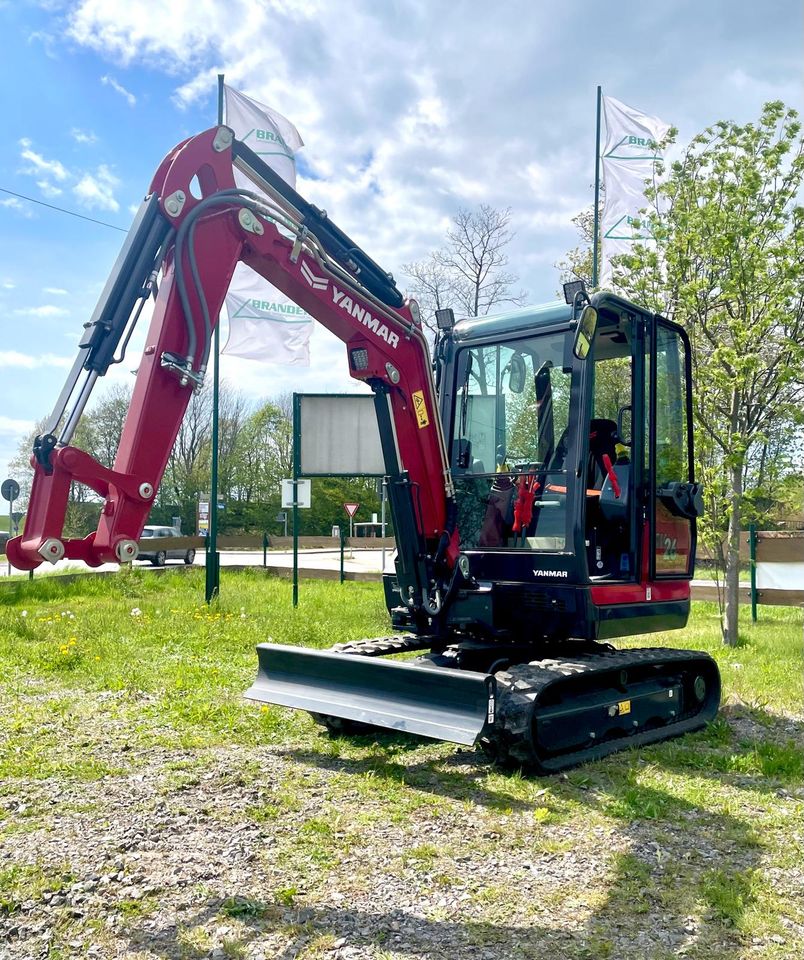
[8,126,456,616]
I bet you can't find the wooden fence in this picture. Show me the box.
[693,530,803,607]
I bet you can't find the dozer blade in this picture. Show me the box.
[245,643,496,745]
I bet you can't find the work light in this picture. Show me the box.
[563,280,587,305]
[435,308,455,331]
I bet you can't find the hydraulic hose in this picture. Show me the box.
[172,189,265,378]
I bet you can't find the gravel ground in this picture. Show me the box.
[2,694,803,960]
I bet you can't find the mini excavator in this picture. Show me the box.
[8,126,720,772]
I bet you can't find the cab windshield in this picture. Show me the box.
[451,330,573,552]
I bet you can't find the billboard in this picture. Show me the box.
[298,394,384,477]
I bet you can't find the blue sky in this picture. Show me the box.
[0,0,802,477]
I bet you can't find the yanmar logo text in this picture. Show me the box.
[301,259,399,348]
[534,569,568,578]
[332,288,400,348]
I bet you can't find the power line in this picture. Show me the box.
[0,186,128,233]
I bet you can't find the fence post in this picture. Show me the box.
[263,532,268,568]
[749,523,758,623]
[292,393,300,608]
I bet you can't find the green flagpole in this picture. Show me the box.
[205,73,225,603]
[592,85,602,289]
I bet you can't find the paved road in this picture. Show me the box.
[0,547,391,579]
[1,547,747,594]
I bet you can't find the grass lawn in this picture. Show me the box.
[0,568,802,960]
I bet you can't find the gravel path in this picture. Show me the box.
[2,695,803,960]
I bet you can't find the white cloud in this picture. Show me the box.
[70,2,234,66]
[36,179,63,198]
[725,68,801,105]
[0,415,34,436]
[43,287,69,296]
[17,138,71,201]
[16,138,121,214]
[100,74,137,106]
[0,196,33,218]
[27,29,58,59]
[19,137,68,181]
[12,305,69,318]
[71,128,98,144]
[2,280,15,289]
[73,164,120,212]
[58,0,804,324]
[50,3,638,308]
[0,351,72,369]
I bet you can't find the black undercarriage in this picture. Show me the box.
[249,628,720,776]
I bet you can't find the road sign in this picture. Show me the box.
[281,478,311,509]
[1,479,20,502]
[3,479,19,575]
[343,502,359,518]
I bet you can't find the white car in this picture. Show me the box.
[138,526,196,566]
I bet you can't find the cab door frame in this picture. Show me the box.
[647,315,697,581]
[582,298,647,585]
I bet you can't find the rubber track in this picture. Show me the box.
[483,646,719,773]
[332,634,433,656]
[313,634,437,736]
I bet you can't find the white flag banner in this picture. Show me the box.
[222,85,312,364]
[600,95,671,288]
[223,262,311,365]
[224,85,303,188]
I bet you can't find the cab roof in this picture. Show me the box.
[452,300,573,343]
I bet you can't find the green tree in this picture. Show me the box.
[555,201,601,290]
[229,398,291,508]
[618,101,804,645]
[86,383,132,467]
[217,386,252,504]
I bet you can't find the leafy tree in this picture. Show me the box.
[229,398,291,505]
[617,101,804,645]
[555,202,601,290]
[87,383,132,467]
[405,205,526,330]
[217,386,252,503]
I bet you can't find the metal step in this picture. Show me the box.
[245,643,496,745]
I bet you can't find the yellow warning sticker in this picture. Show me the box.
[618,699,631,715]
[412,390,429,428]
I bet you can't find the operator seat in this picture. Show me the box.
[588,418,618,489]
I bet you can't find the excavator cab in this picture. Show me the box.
[400,291,701,644]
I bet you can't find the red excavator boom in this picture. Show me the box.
[8,126,454,617]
